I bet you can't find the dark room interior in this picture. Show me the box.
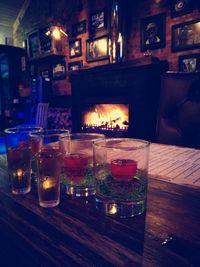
[0,1,200,266]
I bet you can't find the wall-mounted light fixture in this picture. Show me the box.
[46,26,68,40]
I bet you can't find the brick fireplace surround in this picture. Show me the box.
[70,59,168,142]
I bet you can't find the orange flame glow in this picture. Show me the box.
[83,104,129,130]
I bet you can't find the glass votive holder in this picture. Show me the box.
[59,133,105,197]
[36,148,62,208]
[4,126,42,195]
[29,129,70,183]
[93,138,150,218]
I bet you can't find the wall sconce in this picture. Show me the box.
[46,26,68,40]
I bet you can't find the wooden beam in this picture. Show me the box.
[13,0,30,34]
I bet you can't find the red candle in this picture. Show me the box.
[63,153,88,183]
[111,159,137,181]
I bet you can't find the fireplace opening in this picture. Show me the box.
[81,104,129,136]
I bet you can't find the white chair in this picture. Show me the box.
[35,103,49,128]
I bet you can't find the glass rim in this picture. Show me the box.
[4,126,43,134]
[29,129,70,137]
[36,149,63,158]
[60,132,105,141]
[93,138,150,150]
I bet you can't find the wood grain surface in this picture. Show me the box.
[0,158,200,266]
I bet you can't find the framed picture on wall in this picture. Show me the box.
[172,19,200,52]
[39,27,52,53]
[179,54,200,72]
[69,39,82,58]
[140,13,166,51]
[28,31,40,58]
[89,9,107,34]
[171,0,193,18]
[52,61,66,80]
[68,60,83,71]
[71,20,86,36]
[86,35,109,62]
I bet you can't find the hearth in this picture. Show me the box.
[70,60,168,141]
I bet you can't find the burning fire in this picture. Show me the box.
[82,104,129,131]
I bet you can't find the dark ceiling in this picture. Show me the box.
[0,0,25,27]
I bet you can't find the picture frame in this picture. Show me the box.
[172,19,200,52]
[52,61,66,80]
[39,27,52,53]
[86,35,109,62]
[140,13,166,51]
[68,60,83,71]
[69,38,82,58]
[28,31,40,58]
[71,20,86,36]
[179,53,200,72]
[41,69,51,81]
[170,0,193,18]
[89,9,107,34]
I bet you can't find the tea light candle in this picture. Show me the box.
[42,176,54,190]
[16,168,23,181]
[111,159,137,181]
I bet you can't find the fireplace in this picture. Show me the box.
[81,103,129,136]
[70,60,168,141]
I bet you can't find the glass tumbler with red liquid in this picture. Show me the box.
[93,138,150,218]
[4,126,42,194]
[59,133,105,197]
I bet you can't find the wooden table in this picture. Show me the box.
[0,155,200,267]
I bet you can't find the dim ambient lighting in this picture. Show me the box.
[46,26,68,40]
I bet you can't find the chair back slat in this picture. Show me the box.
[36,103,49,128]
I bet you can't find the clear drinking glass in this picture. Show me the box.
[59,133,105,197]
[29,129,70,182]
[30,129,70,207]
[4,126,42,194]
[93,138,150,218]
[36,149,62,208]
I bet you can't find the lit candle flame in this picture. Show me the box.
[108,204,118,215]
[43,177,53,190]
[17,169,23,181]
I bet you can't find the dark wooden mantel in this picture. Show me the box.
[70,59,168,141]
[0,155,199,266]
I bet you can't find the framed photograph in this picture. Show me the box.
[69,39,82,58]
[28,31,40,58]
[68,60,83,71]
[89,9,107,34]
[39,27,51,53]
[179,54,200,72]
[172,19,200,52]
[140,13,166,51]
[171,0,193,18]
[41,69,51,81]
[71,20,86,36]
[86,35,109,62]
[52,61,66,80]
